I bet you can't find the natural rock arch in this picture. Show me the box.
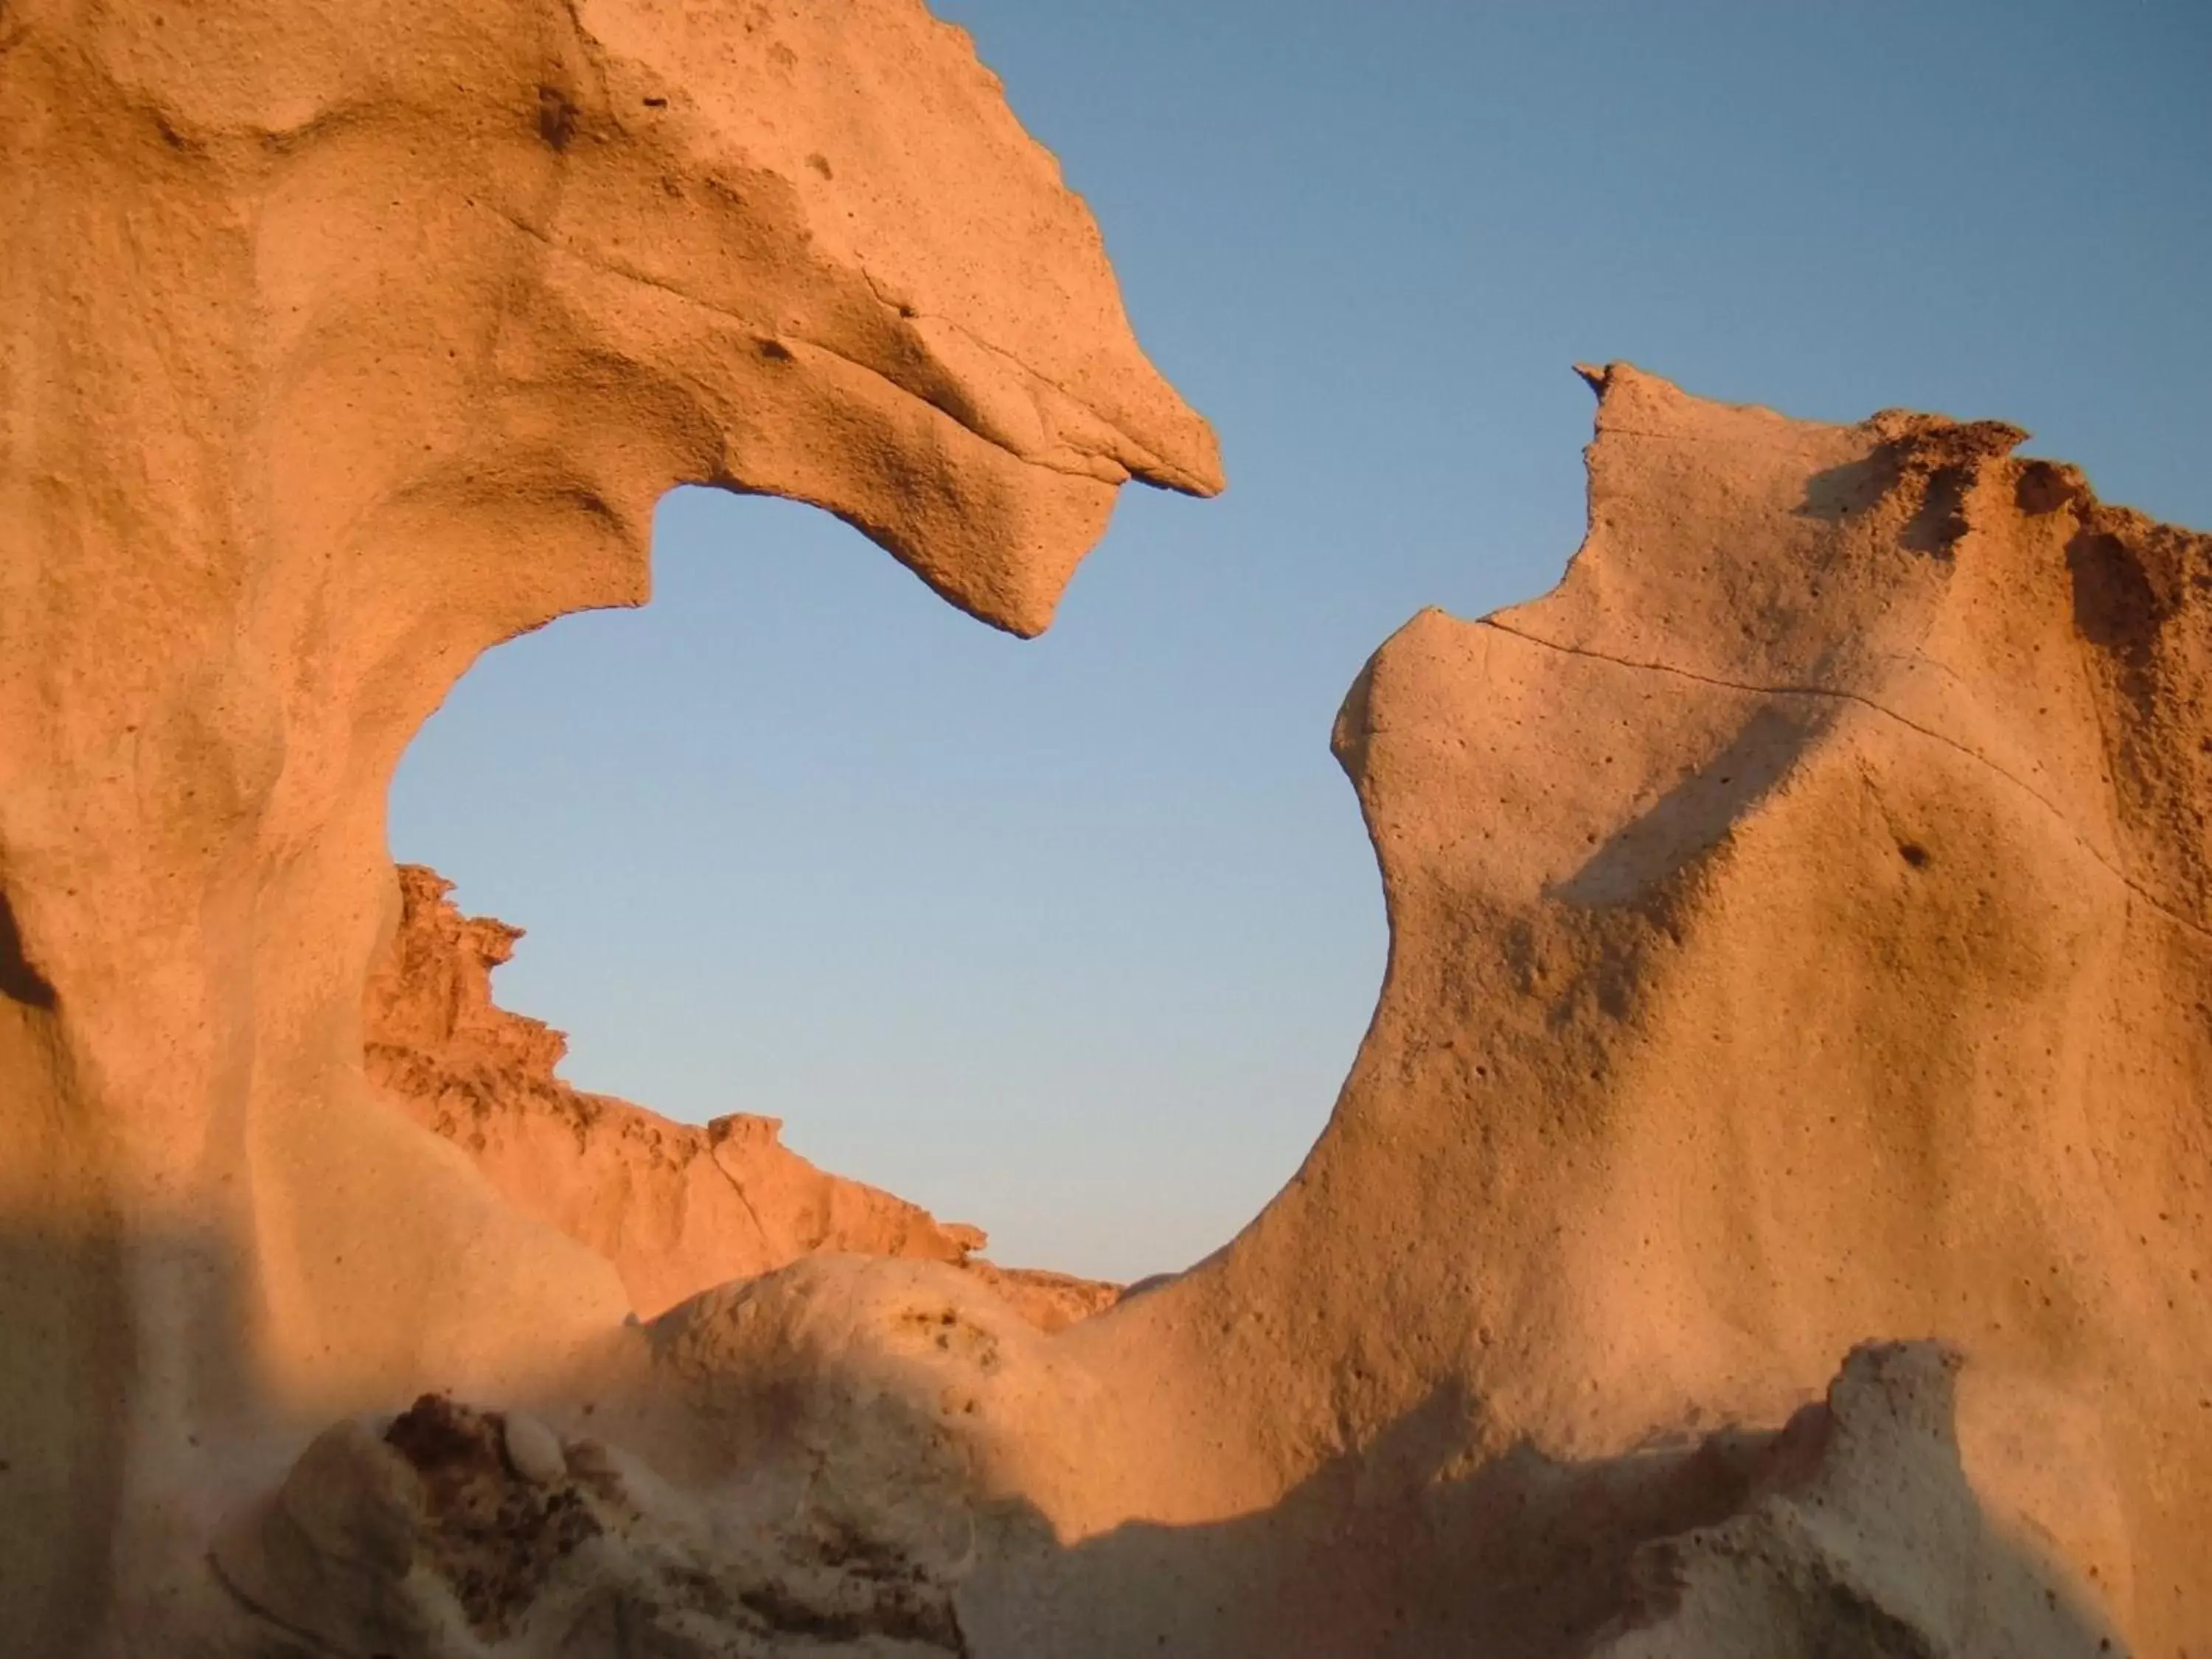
[5,1,2208,1654]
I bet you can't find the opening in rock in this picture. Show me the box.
[388,487,1381,1291]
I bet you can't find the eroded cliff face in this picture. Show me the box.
[364,864,1119,1331]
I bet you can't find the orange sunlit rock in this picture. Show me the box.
[1,0,2202,1649]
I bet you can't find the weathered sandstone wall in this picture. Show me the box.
[0,0,1212,1649]
[1030,365,2209,1656]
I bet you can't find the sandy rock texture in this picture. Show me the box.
[0,0,1210,1650]
[366,863,1119,1330]
[1037,364,2202,1656]
[3,0,2206,1653]
[46,336,2206,1656]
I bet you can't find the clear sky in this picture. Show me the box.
[392,1,2211,1283]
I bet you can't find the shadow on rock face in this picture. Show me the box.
[1,1210,2096,1659]
[0,1222,128,1658]
[199,1312,2124,1657]
[212,1350,998,1657]
[1796,418,2028,560]
[1552,704,1832,911]
[961,1346,2122,1659]
[2067,525,2175,685]
[0,1213,323,1659]
[0,889,58,1010]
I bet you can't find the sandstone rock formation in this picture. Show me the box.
[0,0,1211,1650]
[1001,363,2199,1656]
[365,863,1119,1330]
[1037,363,2205,1655]
[4,0,2207,1652]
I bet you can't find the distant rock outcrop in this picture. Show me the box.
[364,865,1118,1331]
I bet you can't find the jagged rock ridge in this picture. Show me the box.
[364,863,1119,1332]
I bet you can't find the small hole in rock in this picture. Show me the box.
[537,87,579,151]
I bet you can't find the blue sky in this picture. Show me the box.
[392,1,2211,1281]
